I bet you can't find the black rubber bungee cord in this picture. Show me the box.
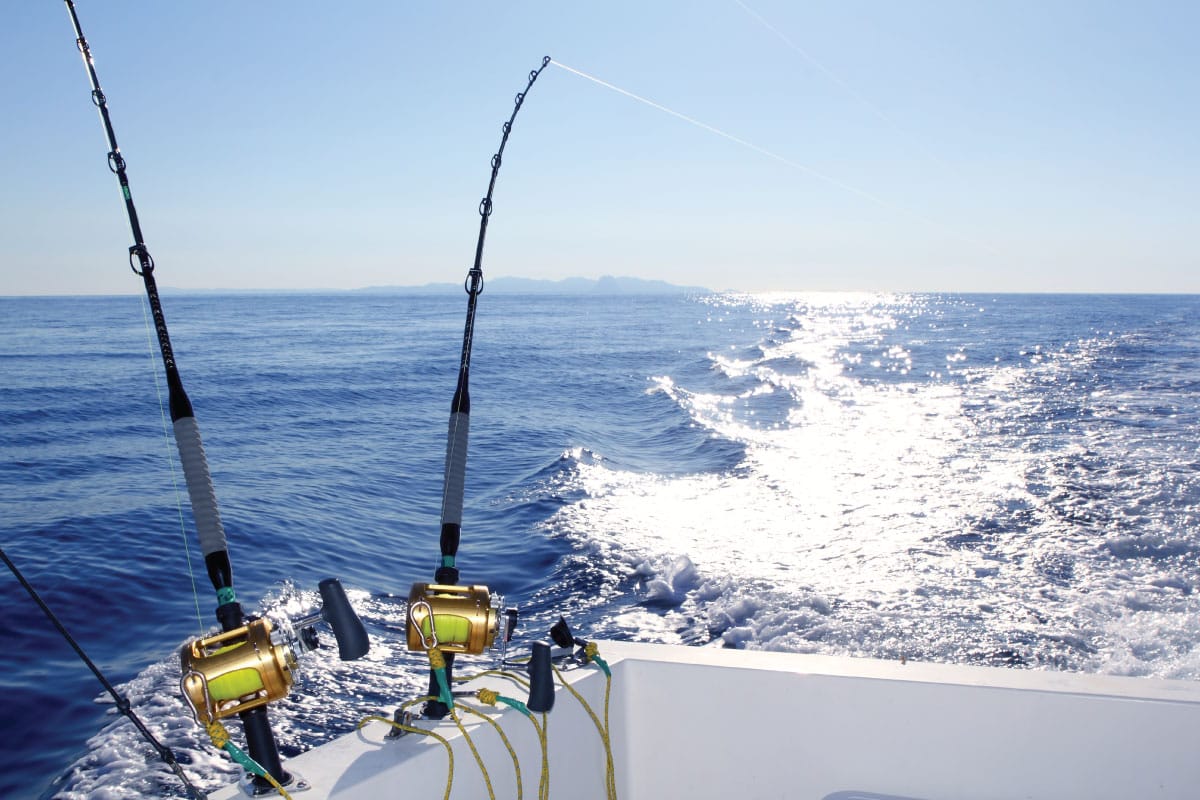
[1,547,208,800]
[425,56,552,719]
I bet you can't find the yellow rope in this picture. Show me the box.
[456,668,531,691]
[585,636,618,796]
[450,706,496,800]
[428,646,447,670]
[603,674,616,800]
[374,655,619,800]
[399,695,435,713]
[475,686,550,800]
[357,715,454,800]
[538,712,550,800]
[205,721,230,748]
[406,647,494,799]
[553,664,618,800]
[456,701,523,800]
[361,696,505,800]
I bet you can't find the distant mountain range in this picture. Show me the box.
[160,276,711,296]
[357,275,711,295]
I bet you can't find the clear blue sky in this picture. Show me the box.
[4,1,1197,295]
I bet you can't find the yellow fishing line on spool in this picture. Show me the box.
[207,667,266,701]
[421,614,471,643]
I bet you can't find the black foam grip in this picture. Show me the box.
[318,578,370,660]
[526,640,555,713]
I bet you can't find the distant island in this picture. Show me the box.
[357,275,711,295]
[159,275,712,296]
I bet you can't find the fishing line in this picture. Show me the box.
[549,60,997,254]
[549,60,886,206]
[140,293,206,635]
[730,0,955,174]
[732,0,898,129]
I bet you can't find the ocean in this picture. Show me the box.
[2,291,1199,798]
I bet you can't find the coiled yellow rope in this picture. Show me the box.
[357,715,455,800]
[361,648,615,800]
[456,700,524,800]
[474,686,551,800]
[449,705,496,800]
[463,668,531,689]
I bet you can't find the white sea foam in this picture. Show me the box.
[542,293,1200,678]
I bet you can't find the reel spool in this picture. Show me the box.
[181,578,369,724]
[406,583,500,655]
[181,617,294,724]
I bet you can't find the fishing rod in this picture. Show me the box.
[63,0,294,788]
[437,55,554,588]
[1,547,208,800]
[62,0,239,626]
[409,56,553,720]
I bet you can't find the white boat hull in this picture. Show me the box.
[212,640,1200,799]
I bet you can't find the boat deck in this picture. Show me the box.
[211,640,1200,799]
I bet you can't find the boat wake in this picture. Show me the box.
[528,293,1200,680]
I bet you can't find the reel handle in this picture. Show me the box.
[318,578,370,660]
[526,640,555,713]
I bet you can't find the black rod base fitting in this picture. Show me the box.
[241,706,290,792]
[216,601,245,633]
[422,651,455,719]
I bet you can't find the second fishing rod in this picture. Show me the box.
[405,56,554,721]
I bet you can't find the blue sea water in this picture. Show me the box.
[2,291,1199,798]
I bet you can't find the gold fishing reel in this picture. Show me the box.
[180,578,369,724]
[180,617,295,724]
[406,583,500,654]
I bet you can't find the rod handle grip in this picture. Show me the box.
[319,578,370,660]
[526,640,555,713]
